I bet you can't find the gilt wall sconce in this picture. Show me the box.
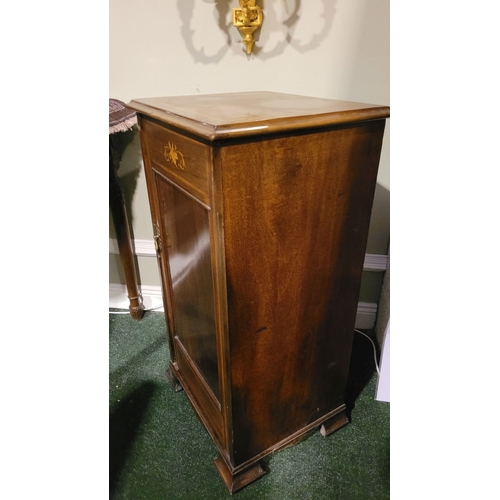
[233,0,263,55]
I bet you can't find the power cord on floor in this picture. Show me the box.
[354,329,380,375]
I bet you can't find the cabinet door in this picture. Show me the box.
[154,170,221,402]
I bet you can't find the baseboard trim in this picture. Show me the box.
[109,239,388,272]
[355,302,378,330]
[363,253,388,272]
[109,284,378,329]
[109,239,156,258]
[109,283,164,312]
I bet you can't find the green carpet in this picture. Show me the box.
[110,311,389,499]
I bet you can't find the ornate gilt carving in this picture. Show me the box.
[233,0,263,55]
[164,141,186,170]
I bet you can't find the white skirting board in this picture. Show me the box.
[355,302,378,330]
[109,284,378,330]
[109,284,164,312]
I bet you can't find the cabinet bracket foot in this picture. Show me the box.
[166,363,183,392]
[214,454,266,494]
[319,404,349,437]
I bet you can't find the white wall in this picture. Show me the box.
[109,0,390,302]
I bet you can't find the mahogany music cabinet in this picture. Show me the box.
[128,92,389,493]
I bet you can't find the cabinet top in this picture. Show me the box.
[128,91,389,141]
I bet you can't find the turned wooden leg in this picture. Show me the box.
[109,147,145,320]
[214,454,266,494]
[319,404,349,437]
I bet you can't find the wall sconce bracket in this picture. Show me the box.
[233,0,263,55]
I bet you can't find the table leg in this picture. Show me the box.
[109,149,145,320]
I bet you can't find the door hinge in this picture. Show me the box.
[154,234,162,252]
[153,223,162,252]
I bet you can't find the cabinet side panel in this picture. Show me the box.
[154,172,221,402]
[221,122,386,465]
